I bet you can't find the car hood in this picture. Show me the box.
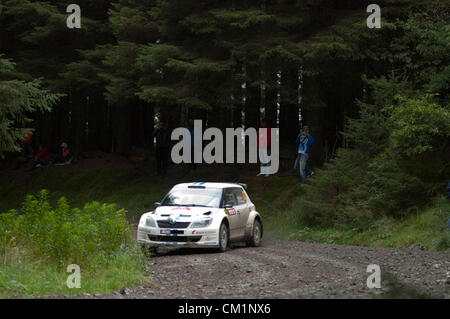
[153,206,220,220]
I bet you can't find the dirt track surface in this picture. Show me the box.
[71,239,447,299]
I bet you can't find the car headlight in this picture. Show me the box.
[145,216,156,227]
[191,218,212,228]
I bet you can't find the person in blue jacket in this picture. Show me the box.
[295,126,314,184]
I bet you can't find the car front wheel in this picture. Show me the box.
[217,222,229,253]
[246,219,262,247]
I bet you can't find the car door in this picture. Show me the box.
[222,188,241,239]
[231,187,251,238]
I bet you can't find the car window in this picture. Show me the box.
[222,188,237,207]
[232,188,246,205]
[161,188,222,207]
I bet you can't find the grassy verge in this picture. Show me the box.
[0,248,148,298]
[0,189,150,298]
[252,172,449,252]
[288,197,450,251]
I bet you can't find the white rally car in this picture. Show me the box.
[137,182,263,252]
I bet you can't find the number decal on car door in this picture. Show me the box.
[225,208,236,216]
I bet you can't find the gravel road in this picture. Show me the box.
[94,239,449,299]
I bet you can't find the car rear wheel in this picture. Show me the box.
[246,219,262,247]
[216,222,229,253]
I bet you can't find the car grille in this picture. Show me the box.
[157,220,191,228]
[148,235,202,243]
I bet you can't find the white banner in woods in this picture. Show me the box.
[171,120,280,174]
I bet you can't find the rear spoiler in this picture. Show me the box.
[188,182,247,189]
[236,183,247,190]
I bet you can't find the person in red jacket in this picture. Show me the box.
[257,120,272,177]
[28,144,51,169]
[54,142,73,165]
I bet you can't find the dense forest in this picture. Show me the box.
[1,0,449,225]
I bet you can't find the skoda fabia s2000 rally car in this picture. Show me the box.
[137,182,263,252]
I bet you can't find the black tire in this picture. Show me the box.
[246,219,262,247]
[216,222,229,253]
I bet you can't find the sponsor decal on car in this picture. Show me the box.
[191,230,216,235]
[160,229,184,235]
[171,207,191,210]
[225,208,236,216]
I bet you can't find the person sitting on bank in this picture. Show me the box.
[15,127,34,168]
[28,144,51,170]
[54,142,73,165]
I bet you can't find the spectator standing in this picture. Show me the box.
[294,126,314,184]
[446,181,450,199]
[257,120,272,177]
[187,119,196,170]
[153,122,170,176]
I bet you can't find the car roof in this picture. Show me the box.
[173,182,245,190]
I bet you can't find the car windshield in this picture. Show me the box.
[161,188,222,208]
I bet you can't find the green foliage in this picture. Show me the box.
[0,187,148,297]
[109,1,157,43]
[292,197,449,252]
[0,55,62,157]
[296,71,449,227]
[366,155,430,216]
[296,149,374,228]
[0,190,133,267]
[0,0,448,237]
[388,95,450,177]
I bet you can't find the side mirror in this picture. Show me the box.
[224,203,233,209]
[154,202,161,207]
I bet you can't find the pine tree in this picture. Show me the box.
[0,55,63,157]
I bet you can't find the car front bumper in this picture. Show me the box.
[137,225,220,248]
